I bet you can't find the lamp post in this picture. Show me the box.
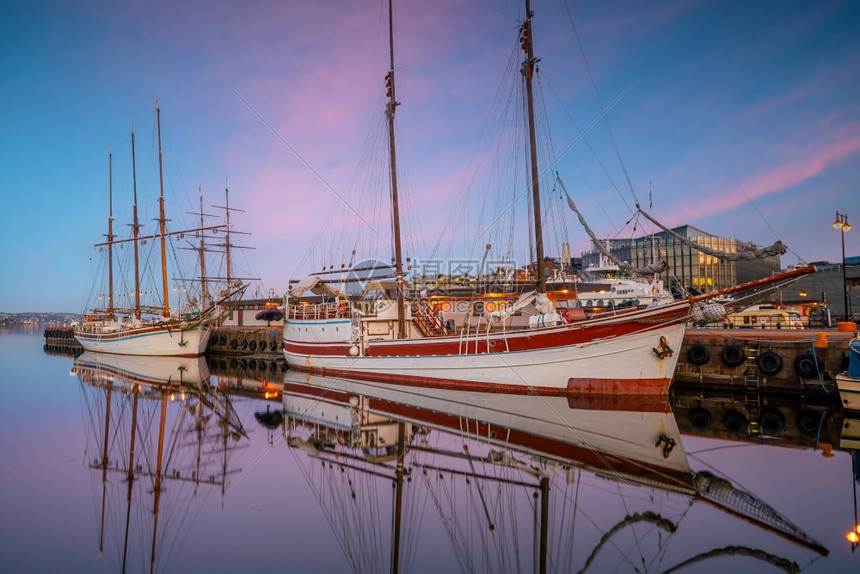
[832,212,852,321]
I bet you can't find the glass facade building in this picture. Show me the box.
[580,225,781,293]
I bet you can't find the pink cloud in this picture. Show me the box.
[667,124,860,225]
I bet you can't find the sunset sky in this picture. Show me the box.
[1,0,859,313]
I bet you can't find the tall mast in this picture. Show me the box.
[131,128,142,320]
[386,0,407,339]
[199,192,208,308]
[156,101,170,317]
[107,149,115,317]
[224,185,232,287]
[521,0,546,292]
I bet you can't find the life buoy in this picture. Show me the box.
[759,408,785,435]
[687,343,710,366]
[757,351,783,375]
[473,301,484,315]
[721,344,745,367]
[338,434,347,446]
[558,308,571,324]
[337,302,349,318]
[723,410,747,435]
[794,353,819,378]
[689,407,712,431]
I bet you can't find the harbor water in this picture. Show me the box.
[2,326,858,573]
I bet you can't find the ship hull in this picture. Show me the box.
[284,300,690,395]
[75,324,211,357]
[836,374,860,411]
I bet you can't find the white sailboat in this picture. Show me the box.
[278,370,827,572]
[282,1,813,395]
[75,103,246,357]
[283,0,693,395]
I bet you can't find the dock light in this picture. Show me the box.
[799,291,807,297]
[832,212,852,321]
[848,525,860,549]
[170,392,176,402]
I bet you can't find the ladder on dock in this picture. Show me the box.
[743,340,761,437]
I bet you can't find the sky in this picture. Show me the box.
[1,0,859,313]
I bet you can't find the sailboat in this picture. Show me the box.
[278,370,827,572]
[282,0,694,394]
[282,1,812,394]
[72,352,248,573]
[75,103,246,357]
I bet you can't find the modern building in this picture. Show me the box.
[580,224,782,293]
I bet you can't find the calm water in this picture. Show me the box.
[2,327,858,573]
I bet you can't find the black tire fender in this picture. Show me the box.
[687,343,710,366]
[721,344,745,367]
[794,353,819,378]
[757,351,783,375]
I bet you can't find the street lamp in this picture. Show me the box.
[832,212,852,321]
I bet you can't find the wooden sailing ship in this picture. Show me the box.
[74,102,246,357]
[282,0,814,395]
[277,369,827,572]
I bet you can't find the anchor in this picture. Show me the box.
[652,335,674,359]
[655,434,676,458]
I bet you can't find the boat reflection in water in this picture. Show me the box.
[279,371,827,573]
[72,352,248,573]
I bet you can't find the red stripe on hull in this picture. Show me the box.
[285,302,689,358]
[282,382,690,487]
[287,362,670,396]
[567,377,670,396]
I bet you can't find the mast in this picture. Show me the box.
[199,193,208,308]
[156,102,170,317]
[131,128,142,320]
[391,421,406,574]
[520,0,546,292]
[122,384,140,572]
[107,150,115,317]
[224,185,232,287]
[385,0,407,339]
[150,390,168,574]
[98,382,113,560]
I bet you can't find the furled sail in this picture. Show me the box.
[559,178,668,276]
[635,206,787,261]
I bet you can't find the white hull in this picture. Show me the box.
[282,370,692,480]
[284,301,690,394]
[75,324,211,357]
[836,374,860,411]
[73,351,209,388]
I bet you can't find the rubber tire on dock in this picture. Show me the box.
[721,345,745,367]
[794,353,819,378]
[687,344,710,366]
[756,351,783,376]
[797,410,821,435]
[723,410,747,435]
[759,407,785,435]
[689,407,712,430]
